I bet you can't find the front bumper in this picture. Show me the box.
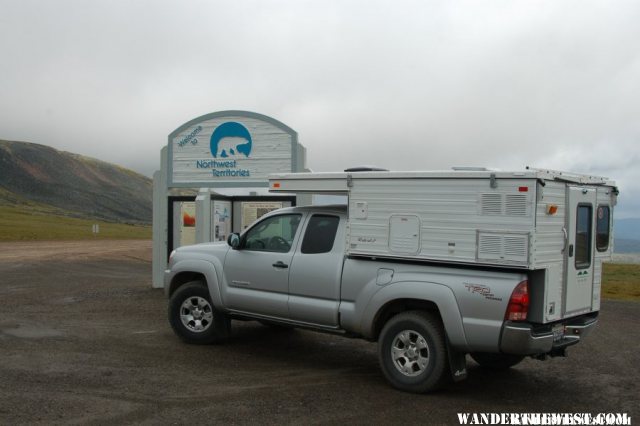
[500,314,598,355]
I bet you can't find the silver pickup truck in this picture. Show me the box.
[165,204,598,393]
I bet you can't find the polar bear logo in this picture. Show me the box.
[210,122,252,158]
[216,137,250,158]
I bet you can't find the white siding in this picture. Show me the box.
[531,181,567,266]
[531,181,566,321]
[347,178,536,267]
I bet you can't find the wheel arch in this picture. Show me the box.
[168,271,207,298]
[372,298,441,341]
[362,281,469,350]
[167,259,223,308]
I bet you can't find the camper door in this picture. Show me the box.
[564,186,597,317]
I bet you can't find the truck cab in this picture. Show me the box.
[218,205,346,327]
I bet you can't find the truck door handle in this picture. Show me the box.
[568,244,574,257]
[272,261,288,269]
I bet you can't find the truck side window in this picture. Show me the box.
[301,215,340,254]
[575,205,592,269]
[243,214,301,253]
[596,205,610,252]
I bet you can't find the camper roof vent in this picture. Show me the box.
[344,166,389,172]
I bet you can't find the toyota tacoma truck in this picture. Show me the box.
[165,168,615,393]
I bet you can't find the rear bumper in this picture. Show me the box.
[500,314,598,355]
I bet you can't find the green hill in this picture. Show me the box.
[0,140,152,240]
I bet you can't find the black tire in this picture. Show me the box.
[470,353,524,370]
[378,311,449,393]
[168,281,230,344]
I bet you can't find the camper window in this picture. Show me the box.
[596,205,611,252]
[575,204,593,269]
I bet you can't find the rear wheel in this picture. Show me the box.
[378,311,449,393]
[168,281,230,344]
[470,353,524,370]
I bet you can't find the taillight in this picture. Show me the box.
[505,280,529,321]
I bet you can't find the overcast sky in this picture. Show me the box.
[1,0,638,218]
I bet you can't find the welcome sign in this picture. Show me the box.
[168,111,300,187]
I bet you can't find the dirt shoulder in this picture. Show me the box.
[0,239,151,263]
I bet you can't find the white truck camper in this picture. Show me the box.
[268,167,617,325]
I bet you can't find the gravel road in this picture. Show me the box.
[0,240,638,425]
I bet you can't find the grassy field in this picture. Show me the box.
[602,263,640,302]
[0,205,151,240]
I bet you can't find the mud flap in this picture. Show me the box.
[447,341,467,382]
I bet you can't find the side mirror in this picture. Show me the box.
[227,233,241,249]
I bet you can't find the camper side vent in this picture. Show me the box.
[481,194,503,215]
[478,234,502,255]
[480,193,530,216]
[477,231,529,263]
[505,194,528,216]
[504,235,528,258]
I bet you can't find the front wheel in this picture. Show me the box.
[378,311,449,393]
[168,281,230,344]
